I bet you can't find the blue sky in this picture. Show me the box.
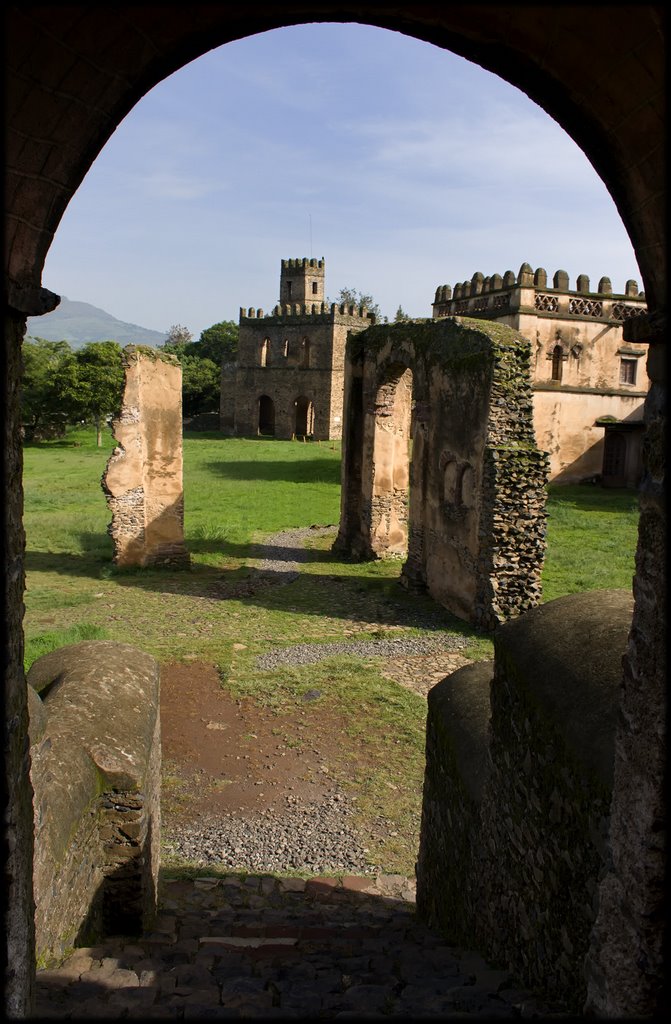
[41,22,642,338]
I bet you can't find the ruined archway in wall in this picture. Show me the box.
[294,395,314,437]
[258,394,275,436]
[4,7,665,1019]
[335,318,549,631]
[369,364,414,558]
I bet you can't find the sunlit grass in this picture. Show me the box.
[542,484,639,603]
[21,427,641,874]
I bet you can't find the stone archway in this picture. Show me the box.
[335,319,548,630]
[258,394,275,436]
[4,7,665,1017]
[369,364,414,558]
[294,395,314,438]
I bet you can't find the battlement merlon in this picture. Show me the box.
[239,302,375,325]
[281,258,325,271]
[432,263,647,323]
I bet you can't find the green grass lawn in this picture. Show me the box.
[22,423,640,677]
[21,425,640,874]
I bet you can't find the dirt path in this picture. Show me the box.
[160,660,355,825]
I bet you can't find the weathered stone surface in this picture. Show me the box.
[28,641,161,963]
[102,347,189,569]
[417,589,634,1014]
[335,317,548,630]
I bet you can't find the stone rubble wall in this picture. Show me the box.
[27,641,161,965]
[335,318,548,630]
[416,589,633,1013]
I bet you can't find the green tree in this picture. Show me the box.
[161,321,236,417]
[180,355,220,417]
[330,287,381,321]
[394,305,411,322]
[197,321,238,364]
[20,338,76,440]
[68,341,125,446]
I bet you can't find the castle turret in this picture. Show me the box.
[279,257,325,305]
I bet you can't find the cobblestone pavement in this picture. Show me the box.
[379,651,475,699]
[33,873,570,1019]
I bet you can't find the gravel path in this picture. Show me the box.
[163,791,381,876]
[167,526,470,876]
[257,633,467,669]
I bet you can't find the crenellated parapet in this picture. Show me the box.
[280,257,325,271]
[239,302,375,324]
[432,263,647,323]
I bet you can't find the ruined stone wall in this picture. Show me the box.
[335,318,548,630]
[417,589,633,1013]
[232,305,372,440]
[219,362,237,434]
[27,641,161,964]
[103,347,189,568]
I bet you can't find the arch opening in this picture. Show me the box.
[257,394,275,435]
[3,12,667,1019]
[294,395,314,438]
[370,365,415,559]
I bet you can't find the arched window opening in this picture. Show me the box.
[258,394,275,435]
[443,459,459,504]
[301,338,311,368]
[551,344,563,381]
[460,465,475,507]
[283,339,289,359]
[260,338,270,367]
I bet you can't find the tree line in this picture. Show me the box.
[20,321,238,444]
[20,287,401,444]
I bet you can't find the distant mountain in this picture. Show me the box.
[26,296,168,349]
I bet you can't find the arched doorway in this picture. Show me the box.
[258,394,275,435]
[370,365,414,557]
[294,395,314,438]
[4,8,665,1019]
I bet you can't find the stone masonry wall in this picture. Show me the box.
[232,306,372,440]
[27,641,161,964]
[102,347,189,568]
[416,590,633,1013]
[335,318,548,630]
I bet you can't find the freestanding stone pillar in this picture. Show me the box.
[102,346,190,568]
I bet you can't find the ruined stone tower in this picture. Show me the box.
[221,258,374,441]
[279,257,325,306]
